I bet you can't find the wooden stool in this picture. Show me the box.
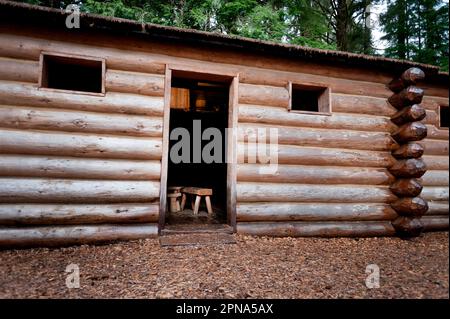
[167,186,183,213]
[168,186,183,193]
[168,193,182,213]
[181,187,213,215]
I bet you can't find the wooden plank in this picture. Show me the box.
[236,182,397,203]
[182,187,213,195]
[158,65,171,232]
[425,202,449,216]
[422,96,450,109]
[420,170,449,186]
[0,57,39,83]
[238,143,396,168]
[239,123,398,152]
[237,203,397,221]
[426,125,450,140]
[423,155,449,170]
[421,187,449,202]
[0,105,163,137]
[227,76,239,230]
[159,232,236,247]
[0,155,161,180]
[0,203,159,225]
[237,164,394,185]
[0,128,162,160]
[238,83,289,107]
[0,178,160,203]
[237,221,396,237]
[419,139,449,156]
[421,217,449,232]
[332,94,396,116]
[0,224,158,248]
[238,104,395,133]
[106,70,165,96]
[0,81,164,116]
[421,110,439,126]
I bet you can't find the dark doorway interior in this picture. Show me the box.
[166,75,229,226]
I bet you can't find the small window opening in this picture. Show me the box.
[290,83,330,113]
[440,105,449,128]
[40,54,104,94]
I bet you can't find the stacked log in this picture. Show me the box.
[388,68,429,237]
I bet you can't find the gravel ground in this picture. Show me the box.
[0,232,448,299]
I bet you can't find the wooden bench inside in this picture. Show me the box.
[180,187,213,215]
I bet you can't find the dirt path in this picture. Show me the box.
[0,232,448,298]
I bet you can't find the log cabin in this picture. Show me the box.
[0,0,448,247]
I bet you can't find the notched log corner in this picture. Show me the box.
[388,86,424,110]
[392,143,424,159]
[390,178,423,197]
[391,197,429,217]
[389,158,427,178]
[388,68,426,93]
[392,216,424,238]
[392,122,428,143]
[391,104,426,126]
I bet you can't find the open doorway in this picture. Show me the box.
[165,71,231,228]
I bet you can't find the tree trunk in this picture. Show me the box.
[336,0,349,51]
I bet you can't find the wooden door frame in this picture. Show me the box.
[158,65,239,233]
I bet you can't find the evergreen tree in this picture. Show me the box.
[380,0,448,70]
[15,0,450,70]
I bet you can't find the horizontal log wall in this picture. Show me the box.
[0,224,158,247]
[0,38,166,247]
[237,203,397,222]
[0,155,161,180]
[237,221,396,237]
[0,105,163,137]
[0,27,447,243]
[236,73,448,236]
[236,77,399,236]
[0,204,159,225]
[237,164,395,185]
[420,94,449,230]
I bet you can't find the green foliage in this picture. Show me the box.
[16,0,449,70]
[83,0,139,20]
[285,0,329,44]
[291,36,337,50]
[380,0,449,71]
[237,4,287,41]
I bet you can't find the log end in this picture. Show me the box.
[392,216,424,238]
[392,122,428,143]
[390,178,423,197]
[388,86,425,110]
[392,143,424,159]
[391,197,429,217]
[391,104,427,126]
[389,158,427,178]
[388,68,425,93]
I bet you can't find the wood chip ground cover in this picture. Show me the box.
[0,232,448,298]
